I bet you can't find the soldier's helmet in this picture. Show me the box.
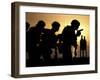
[71,19,80,30]
[37,20,45,27]
[52,21,60,32]
[36,20,46,31]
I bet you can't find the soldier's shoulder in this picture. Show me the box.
[63,25,71,31]
[66,25,71,29]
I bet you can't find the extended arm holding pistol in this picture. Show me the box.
[76,29,83,36]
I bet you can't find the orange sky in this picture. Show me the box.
[26,12,90,57]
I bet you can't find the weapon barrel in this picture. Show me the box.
[78,29,83,32]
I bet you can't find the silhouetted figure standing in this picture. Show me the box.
[80,36,87,57]
[28,20,45,66]
[39,21,60,64]
[80,35,84,57]
[62,19,81,64]
[83,36,87,57]
[26,22,30,53]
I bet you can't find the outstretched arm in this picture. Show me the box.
[76,29,83,36]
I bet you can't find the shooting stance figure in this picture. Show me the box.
[62,19,82,64]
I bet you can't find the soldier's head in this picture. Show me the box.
[36,20,45,31]
[71,19,80,30]
[51,21,60,32]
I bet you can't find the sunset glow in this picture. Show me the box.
[26,12,90,57]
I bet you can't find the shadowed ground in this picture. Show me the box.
[26,57,89,67]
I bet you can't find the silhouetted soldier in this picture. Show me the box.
[28,20,45,66]
[62,19,81,64]
[40,21,60,64]
[26,22,31,65]
[83,36,87,57]
[80,35,84,57]
[26,22,30,53]
[80,36,87,57]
